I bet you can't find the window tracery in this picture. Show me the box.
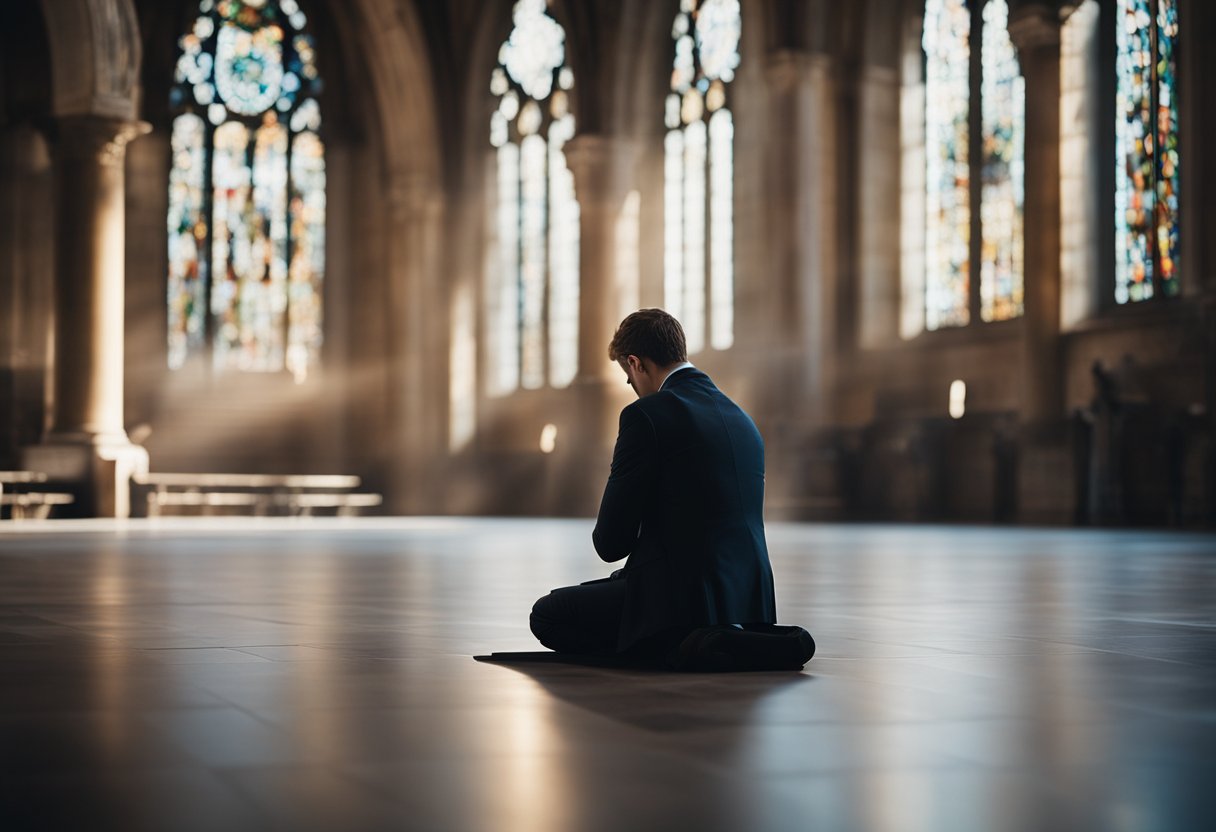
[488,0,579,394]
[168,0,325,381]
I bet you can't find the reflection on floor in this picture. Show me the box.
[0,518,1213,831]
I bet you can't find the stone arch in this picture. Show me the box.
[118,0,446,511]
[348,0,441,191]
[860,0,915,73]
[39,0,142,119]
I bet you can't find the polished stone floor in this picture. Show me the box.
[0,518,1213,832]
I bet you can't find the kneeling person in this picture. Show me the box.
[530,309,812,670]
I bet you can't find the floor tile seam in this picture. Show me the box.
[1109,702,1216,722]
[701,757,982,779]
[1074,645,1205,667]
[140,645,283,654]
[1083,617,1216,630]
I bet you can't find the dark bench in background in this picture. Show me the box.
[0,471,75,520]
[131,473,383,517]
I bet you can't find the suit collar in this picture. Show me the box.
[658,362,695,390]
[660,364,702,391]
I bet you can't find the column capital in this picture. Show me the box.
[562,133,613,197]
[1009,4,1062,52]
[51,116,150,166]
[563,133,642,209]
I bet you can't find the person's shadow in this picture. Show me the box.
[475,651,814,736]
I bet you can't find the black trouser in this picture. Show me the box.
[530,577,625,655]
[530,577,688,659]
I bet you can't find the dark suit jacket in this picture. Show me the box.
[592,367,777,649]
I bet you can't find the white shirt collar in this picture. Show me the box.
[659,361,695,391]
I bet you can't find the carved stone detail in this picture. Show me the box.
[90,0,141,100]
[1009,4,1062,52]
[41,0,141,119]
[53,116,150,166]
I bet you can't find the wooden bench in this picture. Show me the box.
[0,492,76,520]
[0,471,76,520]
[131,473,382,517]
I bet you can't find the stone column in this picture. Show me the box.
[0,125,55,464]
[1009,6,1068,523]
[23,115,150,517]
[563,134,636,514]
[1010,6,1063,427]
[385,174,445,514]
[755,51,840,519]
[758,51,838,423]
[566,135,624,387]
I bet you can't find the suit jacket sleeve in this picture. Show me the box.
[592,403,656,562]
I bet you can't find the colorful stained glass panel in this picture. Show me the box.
[1155,0,1180,297]
[1115,0,1155,303]
[167,114,208,370]
[923,0,971,330]
[168,1,325,377]
[209,120,252,368]
[214,22,284,116]
[980,0,1024,323]
[1114,0,1180,304]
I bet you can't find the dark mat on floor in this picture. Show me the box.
[474,651,645,668]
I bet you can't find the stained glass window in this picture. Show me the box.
[923,0,972,330]
[921,0,1024,331]
[1114,0,1179,303]
[488,0,579,395]
[980,0,1024,322]
[167,0,325,381]
[665,0,739,353]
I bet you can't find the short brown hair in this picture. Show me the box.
[608,309,688,366]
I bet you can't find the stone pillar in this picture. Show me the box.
[757,51,838,422]
[566,135,625,387]
[385,174,445,514]
[0,125,55,466]
[1010,6,1069,523]
[563,134,636,514]
[1010,6,1063,427]
[23,116,150,517]
[756,51,839,519]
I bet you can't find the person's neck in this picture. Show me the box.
[655,361,691,389]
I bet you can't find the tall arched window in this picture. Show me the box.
[922,0,1023,331]
[488,0,579,395]
[1114,0,1179,303]
[664,0,739,354]
[167,0,325,382]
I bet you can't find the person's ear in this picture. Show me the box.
[627,355,644,374]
